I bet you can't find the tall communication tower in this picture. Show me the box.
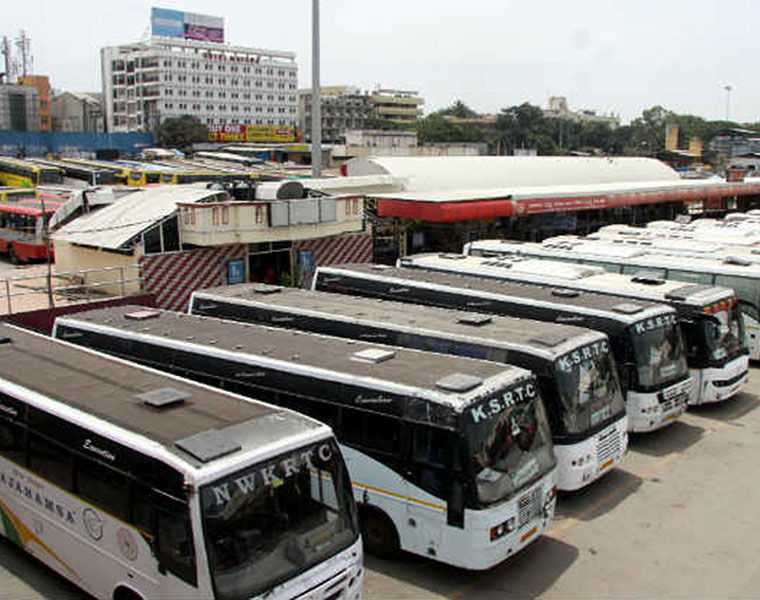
[16,30,32,78]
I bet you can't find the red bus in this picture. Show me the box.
[0,201,56,263]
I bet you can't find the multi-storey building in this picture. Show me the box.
[17,76,51,131]
[369,88,424,124]
[101,37,298,133]
[0,83,39,131]
[51,92,104,132]
[544,96,620,128]
[298,86,372,142]
[299,85,424,142]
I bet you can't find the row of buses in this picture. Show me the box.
[0,156,261,189]
[0,211,756,598]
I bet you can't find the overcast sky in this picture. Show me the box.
[4,0,758,124]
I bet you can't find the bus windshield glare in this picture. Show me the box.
[630,314,688,388]
[466,378,555,506]
[201,439,358,600]
[705,301,745,362]
[554,340,626,436]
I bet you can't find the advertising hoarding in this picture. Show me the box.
[208,124,296,143]
[151,7,224,43]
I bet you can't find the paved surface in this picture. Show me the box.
[0,269,758,598]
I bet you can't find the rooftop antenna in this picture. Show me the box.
[1,36,13,82]
[16,30,32,77]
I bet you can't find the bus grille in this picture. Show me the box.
[596,428,621,464]
[518,485,543,528]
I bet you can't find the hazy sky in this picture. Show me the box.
[4,0,758,124]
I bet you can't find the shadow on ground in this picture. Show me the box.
[628,419,705,457]
[554,467,642,523]
[365,535,578,599]
[689,391,760,423]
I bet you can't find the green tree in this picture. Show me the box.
[156,115,209,150]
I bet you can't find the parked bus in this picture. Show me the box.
[0,157,64,187]
[158,171,259,185]
[53,306,558,570]
[0,200,56,263]
[28,158,120,186]
[0,187,37,203]
[0,322,362,600]
[60,158,131,184]
[465,237,760,361]
[190,284,628,492]
[313,263,692,433]
[399,253,749,406]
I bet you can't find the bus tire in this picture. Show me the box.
[8,247,19,265]
[113,586,143,600]
[359,506,399,558]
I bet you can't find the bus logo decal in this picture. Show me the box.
[470,382,537,423]
[211,443,334,507]
[83,439,116,462]
[556,340,610,373]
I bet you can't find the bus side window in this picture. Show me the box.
[156,500,197,586]
[0,418,25,465]
[29,433,72,491]
[75,456,128,520]
[341,408,401,456]
[412,427,456,498]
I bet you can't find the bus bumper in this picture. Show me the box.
[693,356,750,405]
[555,418,628,491]
[627,378,691,433]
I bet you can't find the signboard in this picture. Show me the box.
[208,124,296,143]
[151,7,224,43]
[226,259,245,284]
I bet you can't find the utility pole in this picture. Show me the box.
[311,0,322,178]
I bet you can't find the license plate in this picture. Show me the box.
[520,526,538,543]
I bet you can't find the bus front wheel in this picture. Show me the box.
[359,507,399,558]
[8,247,19,265]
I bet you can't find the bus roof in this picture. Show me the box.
[317,263,675,325]
[469,238,760,276]
[1,323,323,473]
[55,306,533,413]
[191,284,607,360]
[400,253,734,306]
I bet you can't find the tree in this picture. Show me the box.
[156,115,209,149]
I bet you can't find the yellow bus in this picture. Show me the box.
[0,157,64,188]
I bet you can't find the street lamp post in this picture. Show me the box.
[311,0,322,178]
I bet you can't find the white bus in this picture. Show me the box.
[313,263,692,434]
[0,322,362,600]
[189,284,628,492]
[53,306,558,571]
[465,237,760,361]
[399,253,749,406]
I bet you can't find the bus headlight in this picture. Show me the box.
[490,517,516,541]
[571,453,593,466]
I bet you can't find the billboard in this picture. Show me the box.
[151,7,224,43]
[208,124,296,143]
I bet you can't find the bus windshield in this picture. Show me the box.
[704,301,746,363]
[466,378,555,506]
[554,340,626,436]
[630,314,688,388]
[201,439,358,600]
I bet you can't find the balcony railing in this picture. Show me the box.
[177,195,365,246]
